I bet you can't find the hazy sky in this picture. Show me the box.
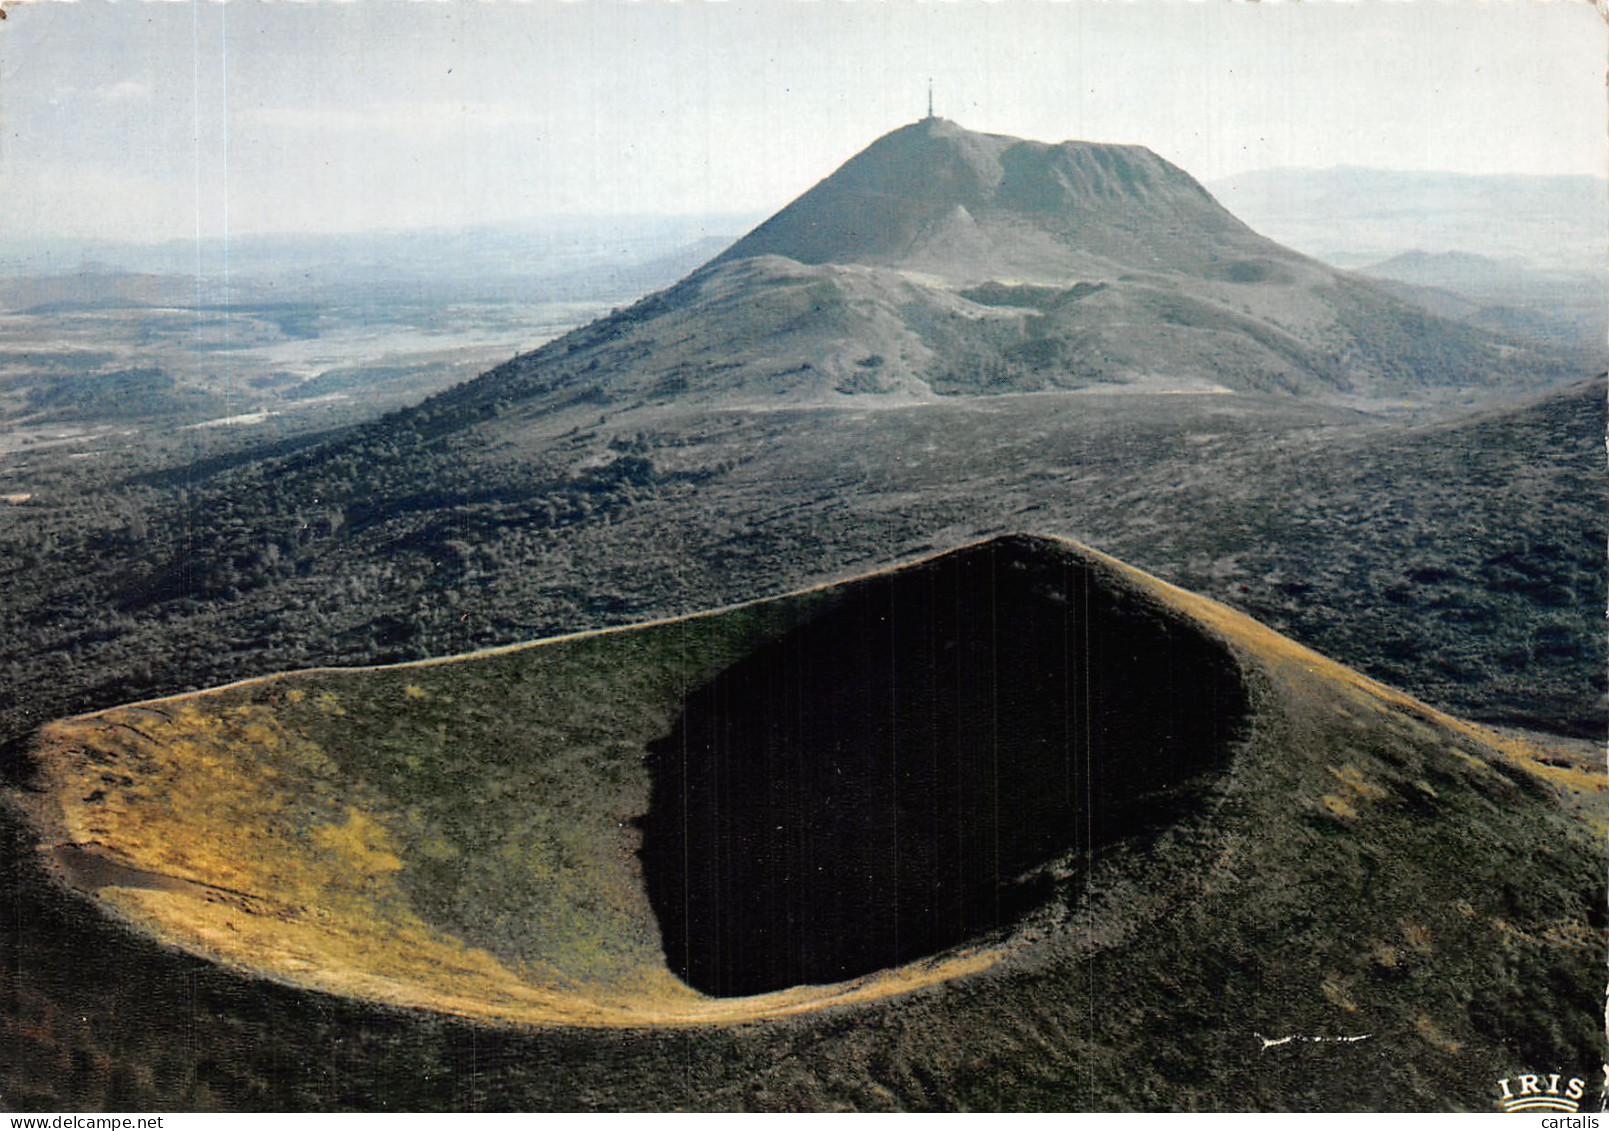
[2,0,1603,241]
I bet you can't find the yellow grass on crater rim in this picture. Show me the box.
[35,695,1002,1029]
[90,882,999,1030]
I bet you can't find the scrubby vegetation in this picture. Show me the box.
[0,375,1601,781]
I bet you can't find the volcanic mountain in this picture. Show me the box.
[430,117,1578,412]
[711,118,1264,279]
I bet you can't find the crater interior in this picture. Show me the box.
[642,541,1248,996]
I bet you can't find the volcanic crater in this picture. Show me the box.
[13,534,1603,1110]
[641,542,1248,996]
[24,536,1252,1024]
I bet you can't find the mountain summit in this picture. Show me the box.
[714,117,1265,284]
[433,118,1571,406]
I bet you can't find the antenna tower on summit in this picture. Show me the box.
[926,79,935,119]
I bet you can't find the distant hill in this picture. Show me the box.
[0,271,246,313]
[1207,167,1609,272]
[1362,250,1533,291]
[0,215,758,308]
[1355,250,1608,355]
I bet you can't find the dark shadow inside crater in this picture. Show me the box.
[641,537,1248,998]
